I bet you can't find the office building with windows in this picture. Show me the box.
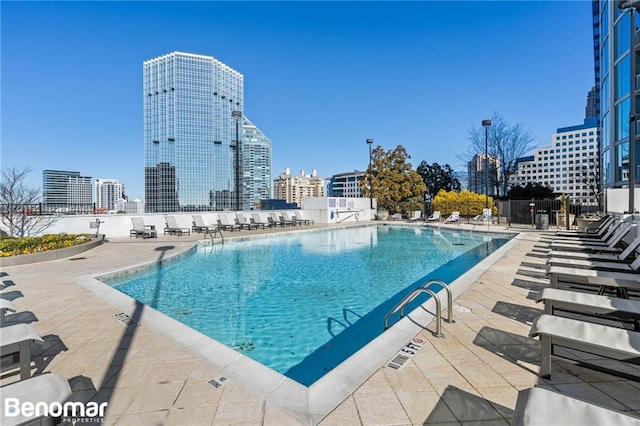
[511,119,599,203]
[595,1,639,192]
[241,117,272,209]
[328,171,365,197]
[42,170,92,208]
[144,51,268,213]
[95,178,126,212]
[467,154,499,196]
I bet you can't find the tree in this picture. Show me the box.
[416,162,461,198]
[0,166,52,237]
[579,157,601,205]
[465,112,536,197]
[362,145,426,214]
[507,183,555,200]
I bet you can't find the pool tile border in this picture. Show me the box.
[75,225,522,425]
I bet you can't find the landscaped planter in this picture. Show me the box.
[0,235,105,267]
[576,218,605,233]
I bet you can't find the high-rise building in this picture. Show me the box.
[242,117,272,209]
[586,86,597,120]
[511,119,599,203]
[95,178,126,212]
[467,154,499,196]
[42,170,92,208]
[596,1,639,192]
[328,171,365,197]
[273,168,325,208]
[144,51,269,213]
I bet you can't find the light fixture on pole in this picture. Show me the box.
[482,119,492,209]
[619,0,640,214]
[232,110,242,211]
[366,138,374,210]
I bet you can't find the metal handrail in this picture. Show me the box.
[420,280,455,325]
[384,288,443,337]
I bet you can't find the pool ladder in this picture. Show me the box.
[383,280,454,337]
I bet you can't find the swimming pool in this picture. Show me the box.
[105,224,510,386]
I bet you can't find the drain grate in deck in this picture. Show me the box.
[114,312,141,328]
[208,376,228,389]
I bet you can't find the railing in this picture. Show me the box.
[383,280,454,337]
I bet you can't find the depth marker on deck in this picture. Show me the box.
[386,337,425,371]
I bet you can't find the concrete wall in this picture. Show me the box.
[14,211,314,239]
[302,197,375,224]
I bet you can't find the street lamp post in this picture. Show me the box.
[232,110,242,211]
[367,138,374,210]
[482,119,492,210]
[619,0,640,213]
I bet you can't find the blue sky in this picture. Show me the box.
[2,1,594,200]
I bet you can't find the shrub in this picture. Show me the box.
[431,190,498,216]
[0,234,92,257]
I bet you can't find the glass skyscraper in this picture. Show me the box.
[241,117,272,209]
[596,0,640,190]
[144,51,249,212]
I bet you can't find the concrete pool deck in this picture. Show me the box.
[1,221,639,425]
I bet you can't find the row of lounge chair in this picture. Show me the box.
[512,215,640,425]
[130,211,315,238]
[1,277,74,426]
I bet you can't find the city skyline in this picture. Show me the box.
[2,1,594,200]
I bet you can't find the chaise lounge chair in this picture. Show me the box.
[235,213,259,230]
[512,386,640,426]
[547,251,640,273]
[0,299,16,327]
[547,234,640,262]
[251,213,272,229]
[294,211,314,225]
[192,215,218,233]
[442,211,460,224]
[529,314,640,380]
[425,211,441,222]
[164,215,191,236]
[408,210,422,221]
[0,374,74,426]
[130,217,157,239]
[218,214,241,231]
[1,323,44,379]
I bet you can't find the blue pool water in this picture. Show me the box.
[107,225,510,385]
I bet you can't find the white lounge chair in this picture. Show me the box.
[251,213,272,229]
[164,215,191,236]
[530,314,640,380]
[1,323,44,379]
[0,374,74,426]
[443,211,460,224]
[294,211,314,225]
[235,213,258,230]
[547,252,640,273]
[130,217,157,239]
[512,387,640,426]
[280,212,298,226]
[425,211,441,222]
[547,223,633,253]
[408,210,422,221]
[545,221,627,245]
[0,299,16,327]
[547,235,640,262]
[551,215,615,238]
[192,215,217,233]
[548,264,640,298]
[218,214,241,231]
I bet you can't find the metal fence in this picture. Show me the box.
[498,199,600,230]
[0,203,98,216]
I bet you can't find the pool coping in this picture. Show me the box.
[74,225,522,425]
